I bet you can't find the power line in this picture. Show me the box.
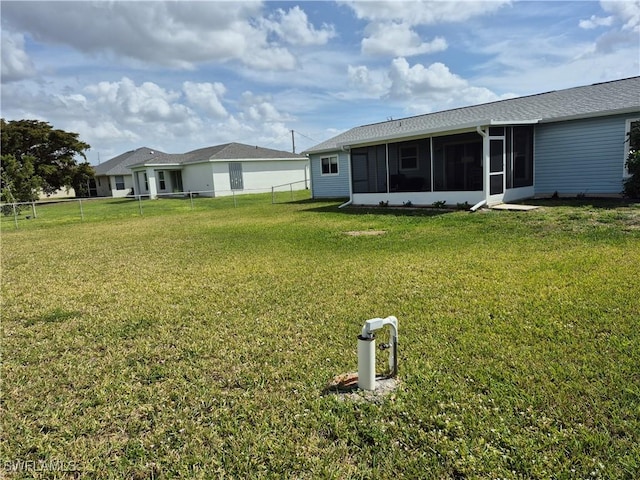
[292,130,319,143]
[246,129,319,154]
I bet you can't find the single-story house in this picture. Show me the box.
[304,76,640,207]
[128,142,309,199]
[93,147,164,197]
[38,187,76,200]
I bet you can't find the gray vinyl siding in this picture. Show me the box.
[535,114,634,196]
[310,152,350,198]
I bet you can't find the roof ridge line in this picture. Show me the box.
[357,75,640,129]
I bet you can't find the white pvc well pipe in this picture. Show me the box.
[357,316,398,391]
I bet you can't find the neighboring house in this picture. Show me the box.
[128,142,309,199]
[304,77,640,207]
[38,187,76,200]
[93,147,165,197]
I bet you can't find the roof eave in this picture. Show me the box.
[128,163,183,169]
[206,156,308,163]
[538,107,640,124]
[336,119,543,149]
[302,147,339,155]
[489,119,541,126]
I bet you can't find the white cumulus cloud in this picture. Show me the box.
[1,31,36,83]
[345,1,507,58]
[67,119,140,143]
[239,91,294,123]
[579,0,640,54]
[579,15,615,29]
[383,58,509,112]
[347,65,391,97]
[263,6,336,46]
[343,57,507,113]
[388,58,466,98]
[362,22,447,56]
[0,1,322,71]
[344,0,510,26]
[183,82,228,118]
[85,77,191,124]
[601,0,640,31]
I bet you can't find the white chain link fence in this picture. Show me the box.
[1,182,311,230]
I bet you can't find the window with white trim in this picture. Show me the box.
[115,175,125,190]
[399,145,418,171]
[158,171,166,190]
[321,156,338,175]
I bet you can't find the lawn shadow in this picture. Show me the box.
[24,308,82,326]
[524,197,639,210]
[104,198,139,205]
[299,199,455,218]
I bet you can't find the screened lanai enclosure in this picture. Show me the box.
[350,126,533,202]
[308,77,638,205]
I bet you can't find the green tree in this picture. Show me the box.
[70,161,96,198]
[623,120,640,198]
[1,118,93,202]
[1,154,41,203]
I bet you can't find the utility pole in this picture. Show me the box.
[291,130,296,154]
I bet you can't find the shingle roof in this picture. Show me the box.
[93,147,166,175]
[179,143,307,164]
[129,152,182,166]
[126,142,306,169]
[304,77,640,154]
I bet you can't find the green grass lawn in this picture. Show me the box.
[1,196,639,479]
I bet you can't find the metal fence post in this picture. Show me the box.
[189,191,194,209]
[32,202,37,219]
[290,183,294,201]
[79,198,84,221]
[138,195,143,215]
[233,190,237,208]
[272,186,275,204]
[12,203,18,229]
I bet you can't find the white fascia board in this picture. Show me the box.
[205,157,307,163]
[302,147,341,155]
[338,119,545,149]
[489,119,541,125]
[128,163,182,170]
[336,120,494,149]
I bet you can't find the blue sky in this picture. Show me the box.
[1,1,638,164]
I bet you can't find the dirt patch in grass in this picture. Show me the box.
[344,230,387,236]
[324,372,400,403]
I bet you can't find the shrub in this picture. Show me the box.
[623,150,640,198]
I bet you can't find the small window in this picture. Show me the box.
[400,145,418,171]
[158,171,166,190]
[115,175,125,190]
[143,173,148,191]
[321,156,338,175]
